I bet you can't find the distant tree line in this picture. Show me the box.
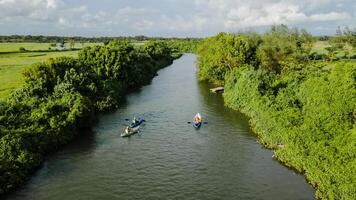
[166,39,200,53]
[0,35,202,44]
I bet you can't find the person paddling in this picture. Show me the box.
[193,113,202,123]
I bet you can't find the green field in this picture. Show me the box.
[312,40,356,57]
[311,41,330,54]
[0,42,101,52]
[0,42,104,99]
[0,51,79,99]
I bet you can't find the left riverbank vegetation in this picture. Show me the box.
[0,40,185,194]
[197,25,356,199]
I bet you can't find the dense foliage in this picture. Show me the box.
[197,32,261,83]
[197,25,356,199]
[166,39,200,53]
[0,41,177,194]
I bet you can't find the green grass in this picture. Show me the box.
[312,41,356,58]
[311,41,330,54]
[0,51,79,99]
[0,42,105,99]
[0,42,101,53]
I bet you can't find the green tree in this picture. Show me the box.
[257,25,312,73]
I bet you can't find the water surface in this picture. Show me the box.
[6,54,314,200]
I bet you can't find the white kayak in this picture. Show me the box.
[121,126,140,137]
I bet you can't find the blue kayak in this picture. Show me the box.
[193,122,202,129]
[130,117,144,128]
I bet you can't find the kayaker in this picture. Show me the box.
[132,117,137,124]
[193,115,201,123]
[193,113,201,124]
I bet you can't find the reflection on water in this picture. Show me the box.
[6,54,314,200]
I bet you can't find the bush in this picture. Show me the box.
[197,32,261,83]
[309,52,327,60]
[197,26,356,199]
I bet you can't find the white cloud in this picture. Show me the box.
[0,0,354,36]
[58,17,67,25]
[117,6,159,16]
[192,0,353,30]
[309,12,351,21]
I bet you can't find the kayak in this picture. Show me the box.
[121,126,140,137]
[193,122,202,129]
[129,117,144,128]
[193,113,202,129]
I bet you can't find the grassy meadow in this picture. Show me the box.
[0,51,79,99]
[0,42,103,99]
[312,41,356,57]
[0,42,101,52]
[311,41,330,54]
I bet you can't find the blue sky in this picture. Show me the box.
[0,0,355,37]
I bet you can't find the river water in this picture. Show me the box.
[6,54,314,200]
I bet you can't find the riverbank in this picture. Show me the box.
[222,62,355,199]
[197,27,356,199]
[0,41,179,195]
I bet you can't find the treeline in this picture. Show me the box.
[0,35,201,44]
[317,27,356,45]
[0,41,178,194]
[197,25,356,199]
[166,39,200,53]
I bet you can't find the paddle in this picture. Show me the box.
[125,118,146,121]
[188,121,208,124]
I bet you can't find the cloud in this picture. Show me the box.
[193,0,353,30]
[116,6,159,17]
[0,0,62,19]
[0,0,355,36]
[309,12,351,21]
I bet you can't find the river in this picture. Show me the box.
[6,54,314,200]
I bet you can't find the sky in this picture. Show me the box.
[0,0,355,37]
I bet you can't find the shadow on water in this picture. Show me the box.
[4,128,96,200]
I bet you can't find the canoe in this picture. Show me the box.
[121,126,140,137]
[129,117,144,128]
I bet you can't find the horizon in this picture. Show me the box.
[0,0,355,37]
[0,25,349,38]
